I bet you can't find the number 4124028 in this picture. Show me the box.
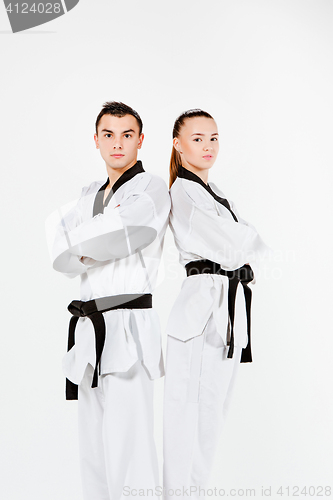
[5,3,62,14]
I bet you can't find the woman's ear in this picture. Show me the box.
[173,137,182,153]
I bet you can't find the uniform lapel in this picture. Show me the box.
[177,165,238,222]
[93,160,145,216]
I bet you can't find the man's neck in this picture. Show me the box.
[106,158,138,187]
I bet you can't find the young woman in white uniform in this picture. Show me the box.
[46,102,170,500]
[163,109,269,499]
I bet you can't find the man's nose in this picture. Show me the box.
[113,139,123,149]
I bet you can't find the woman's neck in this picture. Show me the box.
[181,164,209,185]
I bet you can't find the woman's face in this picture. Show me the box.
[173,117,219,174]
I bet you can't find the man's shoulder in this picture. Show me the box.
[143,171,168,191]
[79,179,105,197]
[79,172,168,198]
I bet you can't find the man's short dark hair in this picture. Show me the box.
[95,101,143,135]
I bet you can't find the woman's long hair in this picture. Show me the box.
[169,108,214,189]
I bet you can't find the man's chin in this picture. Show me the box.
[107,160,128,170]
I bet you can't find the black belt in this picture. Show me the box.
[66,293,153,400]
[185,260,254,363]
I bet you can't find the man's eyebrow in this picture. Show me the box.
[191,132,219,136]
[101,128,136,134]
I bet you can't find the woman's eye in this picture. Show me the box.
[193,138,202,142]
[211,137,218,141]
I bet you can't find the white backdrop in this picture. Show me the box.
[0,1,332,499]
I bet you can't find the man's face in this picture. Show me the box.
[94,114,144,171]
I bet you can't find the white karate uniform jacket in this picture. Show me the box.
[46,161,171,386]
[165,166,269,349]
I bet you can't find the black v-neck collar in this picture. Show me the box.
[93,160,145,216]
[177,165,238,222]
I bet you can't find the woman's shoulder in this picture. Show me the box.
[207,180,227,199]
[170,176,216,208]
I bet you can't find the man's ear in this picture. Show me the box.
[137,133,144,149]
[94,133,99,149]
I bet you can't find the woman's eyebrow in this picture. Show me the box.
[190,132,219,136]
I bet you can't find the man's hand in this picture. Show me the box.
[80,256,97,266]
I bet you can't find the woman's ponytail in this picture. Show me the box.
[169,147,181,189]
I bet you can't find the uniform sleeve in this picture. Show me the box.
[45,186,98,278]
[59,191,160,263]
[179,185,268,272]
[228,198,258,232]
[48,177,170,277]
[229,198,273,282]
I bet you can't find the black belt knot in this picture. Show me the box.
[67,300,88,317]
[185,260,254,363]
[65,293,153,400]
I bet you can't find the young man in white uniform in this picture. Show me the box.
[46,102,170,500]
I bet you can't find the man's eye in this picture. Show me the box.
[124,134,132,138]
[105,134,111,138]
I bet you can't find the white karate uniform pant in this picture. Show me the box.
[78,360,160,500]
[163,313,242,500]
